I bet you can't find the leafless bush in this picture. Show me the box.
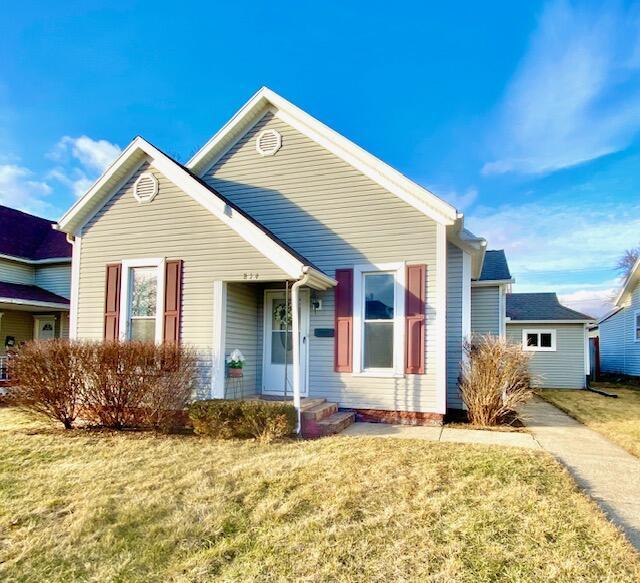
[459,335,533,426]
[9,340,89,429]
[9,340,196,431]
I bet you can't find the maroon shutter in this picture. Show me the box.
[163,260,183,344]
[405,264,426,374]
[334,268,353,372]
[104,263,122,340]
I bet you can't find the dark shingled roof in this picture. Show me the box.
[506,293,593,321]
[0,205,71,261]
[477,250,512,281]
[0,281,70,306]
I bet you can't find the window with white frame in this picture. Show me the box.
[354,263,405,375]
[522,329,556,352]
[635,311,640,342]
[120,259,165,343]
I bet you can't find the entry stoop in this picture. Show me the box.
[300,398,355,438]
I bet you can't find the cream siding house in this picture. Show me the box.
[54,87,593,432]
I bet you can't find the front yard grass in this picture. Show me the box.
[1,408,639,582]
[539,382,640,458]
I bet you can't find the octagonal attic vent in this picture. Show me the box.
[133,172,159,203]
[256,129,282,156]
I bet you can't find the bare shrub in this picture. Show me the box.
[9,340,88,429]
[459,335,533,426]
[9,340,196,431]
[139,344,197,432]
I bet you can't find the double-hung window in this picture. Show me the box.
[522,329,556,352]
[119,258,165,343]
[354,263,405,376]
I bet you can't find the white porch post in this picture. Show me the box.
[291,271,311,433]
[211,280,227,399]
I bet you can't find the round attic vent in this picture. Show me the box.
[133,172,159,203]
[256,129,282,156]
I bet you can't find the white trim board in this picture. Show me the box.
[211,281,227,399]
[0,298,70,310]
[0,253,71,265]
[187,87,458,226]
[54,137,335,290]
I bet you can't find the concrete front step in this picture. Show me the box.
[318,411,355,435]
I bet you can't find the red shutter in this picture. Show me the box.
[104,263,122,341]
[334,268,353,372]
[405,264,426,374]
[163,260,183,344]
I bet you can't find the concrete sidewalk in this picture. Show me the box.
[521,397,640,550]
[342,420,540,449]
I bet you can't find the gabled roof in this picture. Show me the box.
[55,137,335,290]
[506,293,593,322]
[0,205,71,262]
[187,87,460,226]
[186,86,487,276]
[476,250,512,282]
[0,281,70,308]
[614,257,640,306]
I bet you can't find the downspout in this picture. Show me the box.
[291,269,311,434]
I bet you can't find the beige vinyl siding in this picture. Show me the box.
[506,323,586,389]
[77,162,289,395]
[471,286,500,336]
[59,312,69,339]
[446,243,463,409]
[0,310,33,354]
[0,258,34,286]
[205,112,440,413]
[224,282,260,398]
[35,263,72,299]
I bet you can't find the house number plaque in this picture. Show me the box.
[243,273,260,280]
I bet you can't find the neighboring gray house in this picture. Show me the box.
[52,87,593,435]
[599,258,640,377]
[0,205,72,384]
[506,293,593,389]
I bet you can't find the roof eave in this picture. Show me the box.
[615,257,640,306]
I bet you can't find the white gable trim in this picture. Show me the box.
[55,137,335,289]
[615,257,640,307]
[187,87,458,226]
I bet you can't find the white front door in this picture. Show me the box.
[262,289,309,396]
[34,316,56,340]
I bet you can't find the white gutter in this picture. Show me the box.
[291,270,312,433]
[0,253,71,265]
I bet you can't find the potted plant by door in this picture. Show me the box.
[227,349,245,378]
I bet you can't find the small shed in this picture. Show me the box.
[506,293,593,389]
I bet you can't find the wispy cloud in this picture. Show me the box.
[0,164,54,215]
[467,198,639,316]
[434,186,478,211]
[48,135,121,197]
[558,287,616,318]
[483,1,640,175]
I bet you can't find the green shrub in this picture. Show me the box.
[189,399,296,442]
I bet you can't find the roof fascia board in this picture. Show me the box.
[56,137,331,284]
[187,87,458,226]
[0,253,71,265]
[615,257,640,306]
[0,297,70,310]
[472,279,515,287]
[57,139,146,234]
[506,319,593,324]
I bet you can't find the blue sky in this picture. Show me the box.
[2,0,640,316]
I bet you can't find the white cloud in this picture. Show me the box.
[468,200,640,273]
[558,288,616,318]
[0,164,54,215]
[484,1,640,175]
[48,135,121,197]
[435,186,478,210]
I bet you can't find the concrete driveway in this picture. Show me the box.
[521,397,640,551]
